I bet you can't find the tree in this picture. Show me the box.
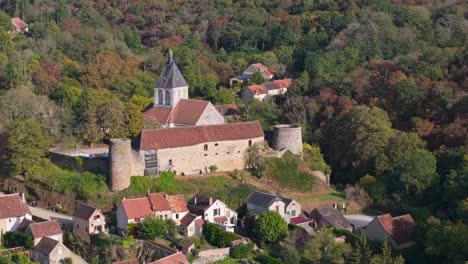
[8,119,48,174]
[203,223,238,247]
[249,72,265,85]
[349,230,372,264]
[370,238,404,264]
[303,228,351,264]
[76,108,103,147]
[395,77,425,118]
[254,211,288,243]
[3,231,33,249]
[139,215,171,239]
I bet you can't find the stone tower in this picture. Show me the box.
[109,138,133,191]
[154,49,189,108]
[272,124,303,155]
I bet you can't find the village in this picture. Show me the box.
[0,26,417,264]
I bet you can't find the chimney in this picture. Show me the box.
[194,196,197,205]
[20,192,26,203]
[209,197,213,205]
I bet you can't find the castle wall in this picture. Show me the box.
[142,137,264,175]
[272,125,303,155]
[109,139,133,191]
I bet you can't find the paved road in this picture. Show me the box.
[29,206,73,225]
[345,214,375,229]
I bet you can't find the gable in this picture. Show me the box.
[195,102,224,126]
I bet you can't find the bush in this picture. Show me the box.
[230,243,254,259]
[203,223,238,247]
[139,215,173,239]
[255,254,283,264]
[3,231,34,249]
[209,165,218,172]
[254,211,288,243]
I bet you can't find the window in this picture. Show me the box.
[226,211,230,217]
[204,154,207,156]
[169,159,173,166]
[204,144,208,151]
[227,152,230,154]
[248,140,252,147]
[158,90,163,105]
[215,153,218,155]
[215,143,218,146]
[214,208,220,216]
[176,214,179,219]
[275,206,279,213]
[165,91,171,105]
[291,210,296,217]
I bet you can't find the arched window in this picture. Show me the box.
[158,90,163,105]
[165,91,171,105]
[248,140,252,147]
[204,144,208,151]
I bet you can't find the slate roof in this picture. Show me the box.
[375,214,415,245]
[247,191,283,209]
[0,193,31,219]
[144,99,210,126]
[136,121,264,150]
[28,221,63,239]
[73,203,98,220]
[155,50,188,89]
[34,237,60,255]
[17,218,34,231]
[312,206,352,230]
[149,252,190,264]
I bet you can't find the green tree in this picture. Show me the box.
[8,119,48,174]
[303,228,351,264]
[0,27,14,56]
[0,11,11,30]
[139,215,170,239]
[3,231,33,249]
[203,223,238,247]
[370,238,404,264]
[349,230,372,264]
[249,72,265,85]
[395,78,426,118]
[254,211,288,243]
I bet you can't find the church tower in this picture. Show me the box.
[154,50,189,108]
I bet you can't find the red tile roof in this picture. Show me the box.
[0,193,31,219]
[247,85,267,95]
[166,195,189,213]
[291,216,312,225]
[214,216,228,223]
[120,197,153,220]
[11,17,28,29]
[148,193,172,212]
[137,121,264,150]
[215,104,240,116]
[376,214,416,245]
[73,203,99,220]
[29,221,62,239]
[247,78,295,95]
[150,252,190,264]
[273,78,294,88]
[180,213,197,227]
[144,99,210,126]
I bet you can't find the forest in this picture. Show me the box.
[0,0,466,263]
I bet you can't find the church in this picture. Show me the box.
[143,50,225,127]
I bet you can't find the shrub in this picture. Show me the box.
[3,231,34,249]
[203,223,238,247]
[255,253,283,264]
[230,243,254,259]
[254,211,288,243]
[139,215,173,239]
[209,165,218,172]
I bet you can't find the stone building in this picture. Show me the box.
[30,237,71,264]
[73,203,107,242]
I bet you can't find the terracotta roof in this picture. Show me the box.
[11,17,28,29]
[166,195,188,213]
[144,99,210,126]
[291,216,311,225]
[312,206,352,230]
[216,104,240,116]
[273,79,294,88]
[150,252,190,264]
[73,203,98,220]
[376,214,415,245]
[214,216,228,223]
[28,221,62,239]
[247,85,267,95]
[120,197,153,220]
[0,193,31,219]
[252,63,268,71]
[180,213,197,227]
[137,121,264,150]
[148,193,172,212]
[34,237,60,255]
[195,219,205,228]
[112,260,139,264]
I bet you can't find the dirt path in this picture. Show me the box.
[29,206,73,225]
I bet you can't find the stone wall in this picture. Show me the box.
[272,124,303,155]
[193,247,230,264]
[49,153,108,175]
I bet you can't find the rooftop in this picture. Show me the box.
[28,221,63,239]
[376,214,415,245]
[73,203,100,220]
[155,50,188,89]
[0,193,31,219]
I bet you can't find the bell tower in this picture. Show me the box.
[154,49,189,108]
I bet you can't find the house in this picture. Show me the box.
[116,192,189,233]
[309,206,353,232]
[73,203,107,242]
[365,214,416,249]
[143,50,224,128]
[149,252,190,264]
[230,63,275,87]
[180,241,194,255]
[242,78,295,101]
[27,221,63,246]
[246,191,301,224]
[11,17,28,33]
[0,193,32,233]
[30,237,71,264]
[179,213,204,237]
[215,104,240,122]
[290,216,313,229]
[187,193,238,232]
[133,121,265,176]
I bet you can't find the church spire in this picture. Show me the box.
[168,49,173,64]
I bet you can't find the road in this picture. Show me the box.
[345,214,374,229]
[29,206,73,225]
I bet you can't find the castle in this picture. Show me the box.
[108,51,302,191]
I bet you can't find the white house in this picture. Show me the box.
[179,213,204,237]
[246,191,301,224]
[242,79,294,101]
[0,193,32,233]
[27,221,63,246]
[187,193,238,232]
